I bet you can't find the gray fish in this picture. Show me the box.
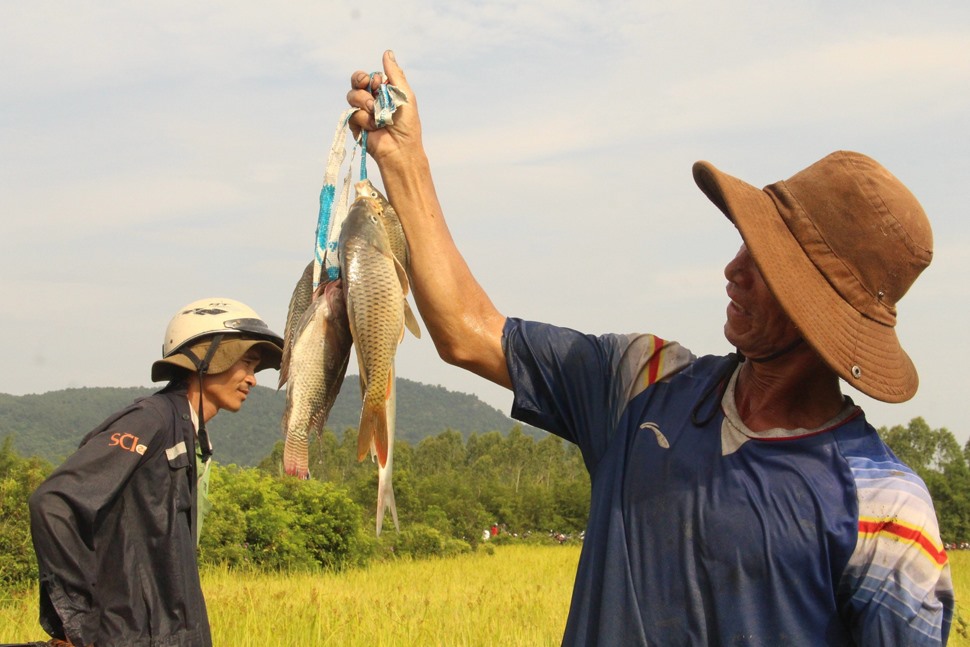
[280,279,352,479]
[339,196,416,467]
[278,260,314,389]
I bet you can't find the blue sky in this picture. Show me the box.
[2,2,969,441]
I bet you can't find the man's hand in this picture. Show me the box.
[346,50,424,170]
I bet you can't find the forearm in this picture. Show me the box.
[378,150,510,387]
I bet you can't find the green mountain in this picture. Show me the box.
[0,377,538,467]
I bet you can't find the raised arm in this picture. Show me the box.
[347,51,510,388]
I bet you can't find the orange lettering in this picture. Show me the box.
[108,432,140,452]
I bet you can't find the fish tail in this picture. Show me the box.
[360,397,389,468]
[356,409,374,462]
[283,432,310,480]
[376,476,398,535]
[372,372,394,467]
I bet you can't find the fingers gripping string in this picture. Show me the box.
[359,71,408,180]
[358,72,378,182]
[312,71,409,288]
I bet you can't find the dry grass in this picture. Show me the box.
[3,544,966,645]
[204,543,578,646]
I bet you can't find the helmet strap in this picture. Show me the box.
[179,333,225,463]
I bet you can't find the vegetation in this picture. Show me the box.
[3,547,968,645]
[2,413,969,642]
[1,544,580,646]
[0,379,539,467]
[0,424,589,590]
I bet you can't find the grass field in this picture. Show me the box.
[2,544,967,646]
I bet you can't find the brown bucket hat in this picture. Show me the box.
[692,150,933,403]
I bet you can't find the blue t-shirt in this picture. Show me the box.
[504,318,953,646]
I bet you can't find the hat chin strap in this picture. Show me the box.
[178,333,225,463]
[690,337,804,427]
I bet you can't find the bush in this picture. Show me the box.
[199,465,369,572]
[379,523,472,560]
[0,439,52,589]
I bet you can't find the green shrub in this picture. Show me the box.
[199,465,368,572]
[378,523,471,559]
[0,439,51,589]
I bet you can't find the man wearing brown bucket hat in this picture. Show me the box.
[28,298,283,647]
[346,52,953,645]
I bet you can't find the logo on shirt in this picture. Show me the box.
[109,432,147,455]
[639,422,670,449]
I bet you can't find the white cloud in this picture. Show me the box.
[2,1,969,443]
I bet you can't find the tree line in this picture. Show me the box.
[0,381,540,468]
[0,425,589,590]
[2,416,967,592]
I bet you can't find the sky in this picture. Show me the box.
[2,1,969,442]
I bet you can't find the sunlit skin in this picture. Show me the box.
[724,243,845,431]
[185,348,263,422]
[723,244,801,358]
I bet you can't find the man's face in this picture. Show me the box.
[202,348,262,413]
[723,244,800,358]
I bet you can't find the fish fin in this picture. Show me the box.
[373,371,393,468]
[403,300,421,339]
[392,256,411,296]
[357,370,388,464]
[356,407,374,463]
[376,476,398,536]
[360,371,392,467]
[357,399,387,464]
[353,342,368,399]
[346,298,369,394]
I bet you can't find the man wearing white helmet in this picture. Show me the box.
[29,298,283,647]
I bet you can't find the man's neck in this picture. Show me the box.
[733,350,845,432]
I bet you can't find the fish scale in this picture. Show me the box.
[339,197,407,467]
[279,279,352,479]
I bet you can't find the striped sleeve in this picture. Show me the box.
[839,454,954,646]
[616,333,695,402]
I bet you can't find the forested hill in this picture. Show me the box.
[0,377,539,467]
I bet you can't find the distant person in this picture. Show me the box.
[29,298,283,647]
[346,51,953,645]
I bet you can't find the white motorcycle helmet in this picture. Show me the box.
[151,297,284,383]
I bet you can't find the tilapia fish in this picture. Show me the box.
[278,260,315,388]
[280,279,352,479]
[339,196,418,467]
